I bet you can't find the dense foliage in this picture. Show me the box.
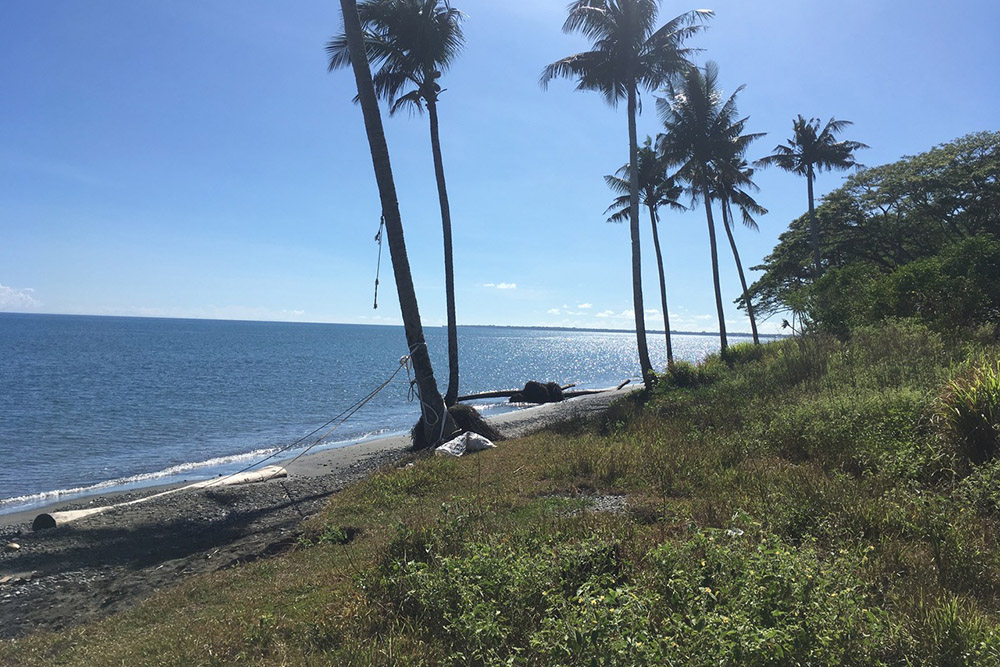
[749,131,1000,335]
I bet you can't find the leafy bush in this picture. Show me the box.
[644,528,890,664]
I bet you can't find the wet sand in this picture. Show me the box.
[0,388,633,639]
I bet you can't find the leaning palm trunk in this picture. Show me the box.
[627,82,654,386]
[721,198,759,344]
[701,184,728,354]
[426,97,460,406]
[340,0,455,445]
[648,205,674,364]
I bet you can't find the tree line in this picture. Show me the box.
[332,0,868,447]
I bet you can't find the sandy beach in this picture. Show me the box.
[0,388,632,639]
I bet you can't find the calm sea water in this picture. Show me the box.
[0,314,728,514]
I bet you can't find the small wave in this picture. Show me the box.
[0,445,281,510]
[472,401,508,413]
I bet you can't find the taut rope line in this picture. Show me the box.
[200,354,412,489]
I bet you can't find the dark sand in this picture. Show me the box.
[0,388,633,639]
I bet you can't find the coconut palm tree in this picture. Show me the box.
[327,0,466,406]
[337,0,456,447]
[604,137,686,364]
[541,0,711,388]
[754,115,868,276]
[713,156,767,344]
[656,61,748,355]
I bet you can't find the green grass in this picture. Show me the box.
[4,320,1000,665]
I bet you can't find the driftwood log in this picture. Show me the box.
[456,379,630,404]
[456,383,575,402]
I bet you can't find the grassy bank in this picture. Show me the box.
[4,321,1000,665]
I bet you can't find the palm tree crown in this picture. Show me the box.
[540,2,711,105]
[604,138,684,224]
[656,62,747,193]
[756,115,867,177]
[754,115,867,275]
[327,0,465,114]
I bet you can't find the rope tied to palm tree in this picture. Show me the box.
[373,214,385,309]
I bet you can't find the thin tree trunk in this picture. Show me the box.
[702,184,728,354]
[426,97,460,407]
[648,205,673,365]
[339,0,455,447]
[721,199,759,345]
[627,82,653,386]
[807,166,821,277]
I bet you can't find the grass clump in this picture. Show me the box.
[938,354,1000,465]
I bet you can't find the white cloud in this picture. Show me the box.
[577,303,593,309]
[496,282,517,290]
[596,310,615,318]
[547,308,561,315]
[482,283,495,288]
[0,283,41,311]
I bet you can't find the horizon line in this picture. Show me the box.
[0,310,779,338]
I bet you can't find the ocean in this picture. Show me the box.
[0,313,729,514]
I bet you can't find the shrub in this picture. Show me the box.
[723,341,769,366]
[660,358,724,391]
[937,355,1000,465]
[645,528,892,664]
[835,319,948,391]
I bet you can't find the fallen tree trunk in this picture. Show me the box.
[457,384,575,402]
[563,379,631,399]
[457,380,630,403]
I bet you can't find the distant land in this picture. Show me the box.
[0,312,782,338]
[467,324,782,338]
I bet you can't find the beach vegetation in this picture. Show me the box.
[327,0,468,407]
[541,0,712,387]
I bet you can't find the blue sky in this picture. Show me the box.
[2,1,997,334]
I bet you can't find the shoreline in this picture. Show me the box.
[0,388,634,639]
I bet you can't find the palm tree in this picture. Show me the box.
[713,156,767,344]
[656,61,747,355]
[541,0,711,388]
[327,0,466,406]
[337,0,456,447]
[754,115,867,276]
[604,137,686,364]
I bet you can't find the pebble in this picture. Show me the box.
[4,543,20,552]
